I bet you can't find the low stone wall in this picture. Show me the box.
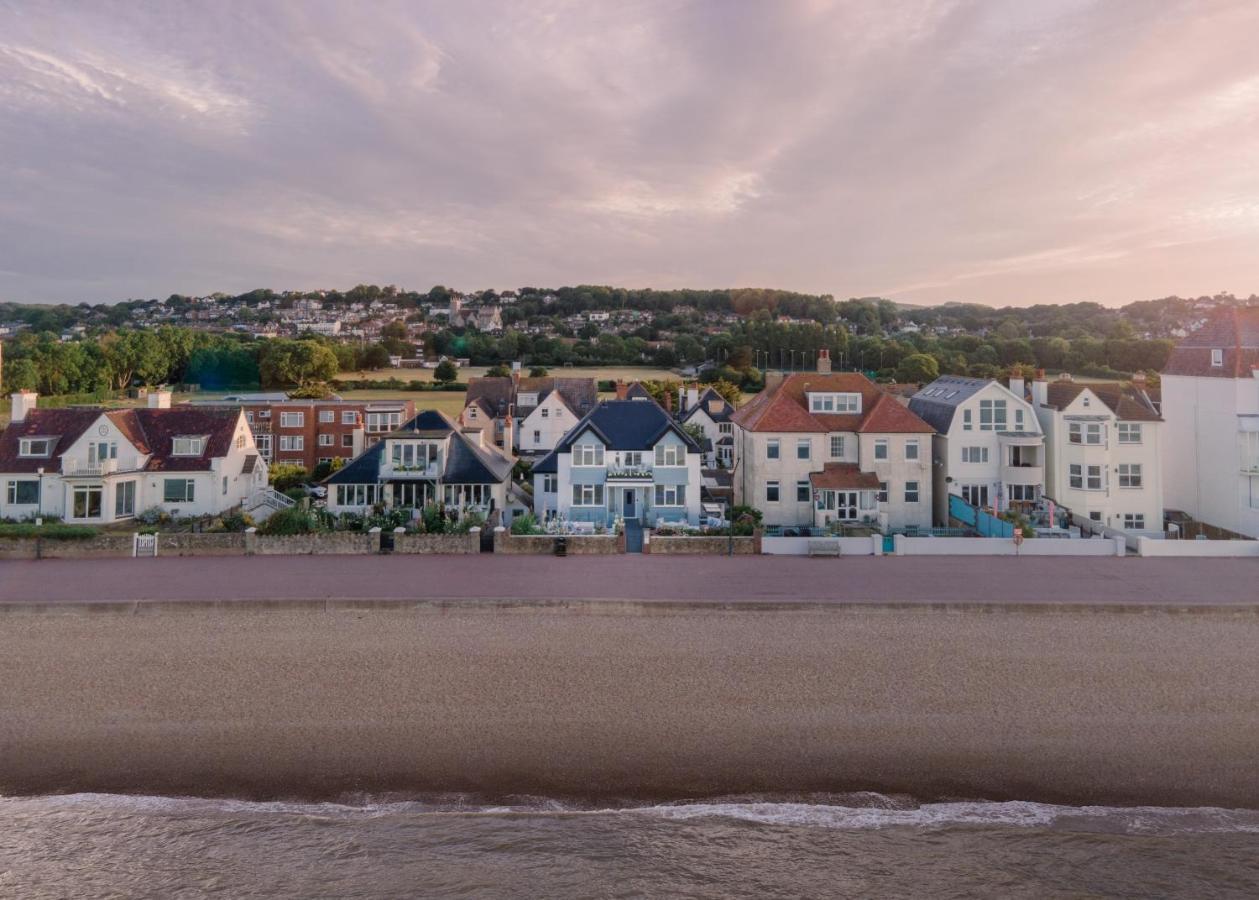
[646,534,758,555]
[247,531,380,556]
[0,534,136,560]
[493,529,621,555]
[158,533,247,556]
[393,531,479,555]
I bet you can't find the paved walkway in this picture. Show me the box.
[2,555,1257,607]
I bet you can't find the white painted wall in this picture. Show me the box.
[1136,536,1259,557]
[517,392,581,453]
[893,534,1124,556]
[761,535,882,556]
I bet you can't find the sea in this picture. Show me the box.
[3,792,1258,898]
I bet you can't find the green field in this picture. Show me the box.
[341,365,680,384]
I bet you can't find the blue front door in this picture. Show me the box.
[624,489,636,519]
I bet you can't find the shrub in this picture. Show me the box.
[269,464,309,493]
[452,512,486,534]
[510,512,543,535]
[0,523,98,540]
[259,506,321,535]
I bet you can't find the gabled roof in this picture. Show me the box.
[1042,382,1162,423]
[732,373,935,435]
[464,376,599,419]
[533,400,700,474]
[1163,307,1259,378]
[680,387,734,424]
[907,376,992,433]
[324,409,513,486]
[0,406,243,474]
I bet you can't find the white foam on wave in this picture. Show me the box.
[5,793,1259,835]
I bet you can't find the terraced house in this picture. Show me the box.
[731,351,935,530]
[0,390,266,523]
[531,400,703,527]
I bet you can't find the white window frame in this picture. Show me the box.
[653,484,686,507]
[795,480,811,502]
[796,439,811,461]
[655,443,684,467]
[904,481,920,503]
[961,446,989,464]
[571,483,605,506]
[6,479,39,505]
[1211,348,1223,367]
[1123,513,1146,530]
[1117,423,1142,444]
[342,411,358,425]
[573,443,605,467]
[766,481,780,503]
[279,435,305,452]
[280,412,304,428]
[905,440,920,461]
[766,439,780,460]
[873,439,888,460]
[318,410,335,424]
[1117,463,1142,488]
[171,436,205,456]
[1087,465,1103,490]
[1069,464,1083,489]
[163,478,195,503]
[318,433,334,447]
[979,399,1007,432]
[829,435,844,459]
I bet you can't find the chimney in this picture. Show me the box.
[817,348,832,374]
[687,386,699,411]
[678,384,685,413]
[1008,371,1025,400]
[663,390,673,414]
[147,389,172,409]
[1031,370,1049,408]
[764,371,785,394]
[10,390,37,423]
[614,380,629,400]
[502,403,515,452]
[511,361,521,386]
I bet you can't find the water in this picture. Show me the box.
[3,792,1258,898]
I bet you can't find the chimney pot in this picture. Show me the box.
[817,348,832,374]
[10,390,37,423]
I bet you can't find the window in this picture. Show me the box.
[1123,513,1146,530]
[342,411,358,425]
[279,435,305,452]
[222,476,229,495]
[961,446,989,463]
[446,484,492,507]
[114,481,135,518]
[245,411,254,423]
[335,484,381,506]
[235,434,246,450]
[1009,484,1037,502]
[342,434,355,448]
[533,430,541,444]
[719,423,733,435]
[574,443,604,466]
[1211,348,1224,367]
[1070,423,1104,445]
[979,399,1007,431]
[829,435,845,458]
[1089,511,1102,522]
[172,437,204,456]
[878,481,888,503]
[961,484,988,507]
[280,412,304,428]
[1118,463,1143,488]
[905,481,920,503]
[255,434,272,459]
[319,410,335,423]
[258,409,271,419]
[6,480,38,505]
[655,443,685,466]
[572,484,605,506]
[391,442,437,469]
[318,433,334,447]
[543,475,557,493]
[366,412,402,433]
[796,480,811,502]
[808,392,861,414]
[874,439,888,460]
[18,438,52,457]
[962,409,973,431]
[1069,464,1083,489]
[905,440,920,461]
[163,479,195,503]
[1014,409,1024,430]
[796,439,811,461]
[540,408,549,418]
[766,481,780,503]
[88,441,117,464]
[766,439,780,460]
[72,485,103,518]
[1087,465,1103,490]
[1117,423,1142,444]
[654,484,686,506]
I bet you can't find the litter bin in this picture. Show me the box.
[554,536,568,557]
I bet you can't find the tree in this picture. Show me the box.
[484,364,512,378]
[362,343,392,370]
[259,339,340,388]
[434,359,459,384]
[705,378,742,405]
[895,353,939,384]
[528,366,548,378]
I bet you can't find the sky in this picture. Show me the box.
[1,0,1257,308]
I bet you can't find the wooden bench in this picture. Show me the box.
[807,539,841,557]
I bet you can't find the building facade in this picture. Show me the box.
[909,375,1045,524]
[730,353,935,530]
[459,373,598,454]
[678,386,736,469]
[531,400,703,527]
[1160,307,1259,536]
[0,391,266,523]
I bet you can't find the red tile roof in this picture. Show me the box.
[809,464,882,490]
[1043,382,1162,422]
[731,373,935,434]
[1163,307,1259,378]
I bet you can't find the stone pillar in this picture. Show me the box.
[493,525,506,553]
[368,526,382,553]
[244,527,258,556]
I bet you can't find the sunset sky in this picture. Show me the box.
[1,0,1256,306]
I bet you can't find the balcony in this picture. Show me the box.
[606,466,654,483]
[62,459,119,477]
[1001,462,1044,486]
[382,463,441,480]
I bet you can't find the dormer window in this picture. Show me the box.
[1211,348,1224,368]
[807,392,861,414]
[172,437,205,456]
[18,438,53,457]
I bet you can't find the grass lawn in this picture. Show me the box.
[340,365,680,383]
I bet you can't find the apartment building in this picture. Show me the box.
[192,394,415,470]
[731,351,935,530]
[1160,306,1259,536]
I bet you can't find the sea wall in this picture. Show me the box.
[246,531,380,555]
[392,531,480,554]
[0,534,136,560]
[493,530,621,555]
[158,533,248,556]
[646,534,758,555]
[1,600,1256,807]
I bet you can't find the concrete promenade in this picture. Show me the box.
[4,554,1259,608]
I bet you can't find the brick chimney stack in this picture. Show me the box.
[817,348,832,374]
[614,380,628,400]
[663,390,673,414]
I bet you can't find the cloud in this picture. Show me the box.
[0,0,1256,305]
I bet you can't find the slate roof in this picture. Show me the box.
[680,388,734,424]
[907,376,992,434]
[809,464,882,490]
[464,376,599,419]
[532,400,700,474]
[1163,307,1259,378]
[324,409,513,486]
[731,373,935,435]
[0,406,243,474]
[1042,382,1162,423]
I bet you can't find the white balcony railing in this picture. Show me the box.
[62,459,119,476]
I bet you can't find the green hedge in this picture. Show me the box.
[0,523,99,540]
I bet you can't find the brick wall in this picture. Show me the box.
[393,532,479,554]
[0,534,136,560]
[646,534,758,555]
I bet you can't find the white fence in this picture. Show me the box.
[1136,537,1259,557]
[761,535,883,556]
[892,534,1125,557]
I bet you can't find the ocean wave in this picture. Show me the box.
[5,792,1259,835]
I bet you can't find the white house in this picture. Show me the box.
[0,391,266,524]
[459,373,598,454]
[730,351,935,531]
[1031,374,1164,534]
[1160,306,1259,536]
[678,386,736,469]
[531,400,703,527]
[908,374,1044,524]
